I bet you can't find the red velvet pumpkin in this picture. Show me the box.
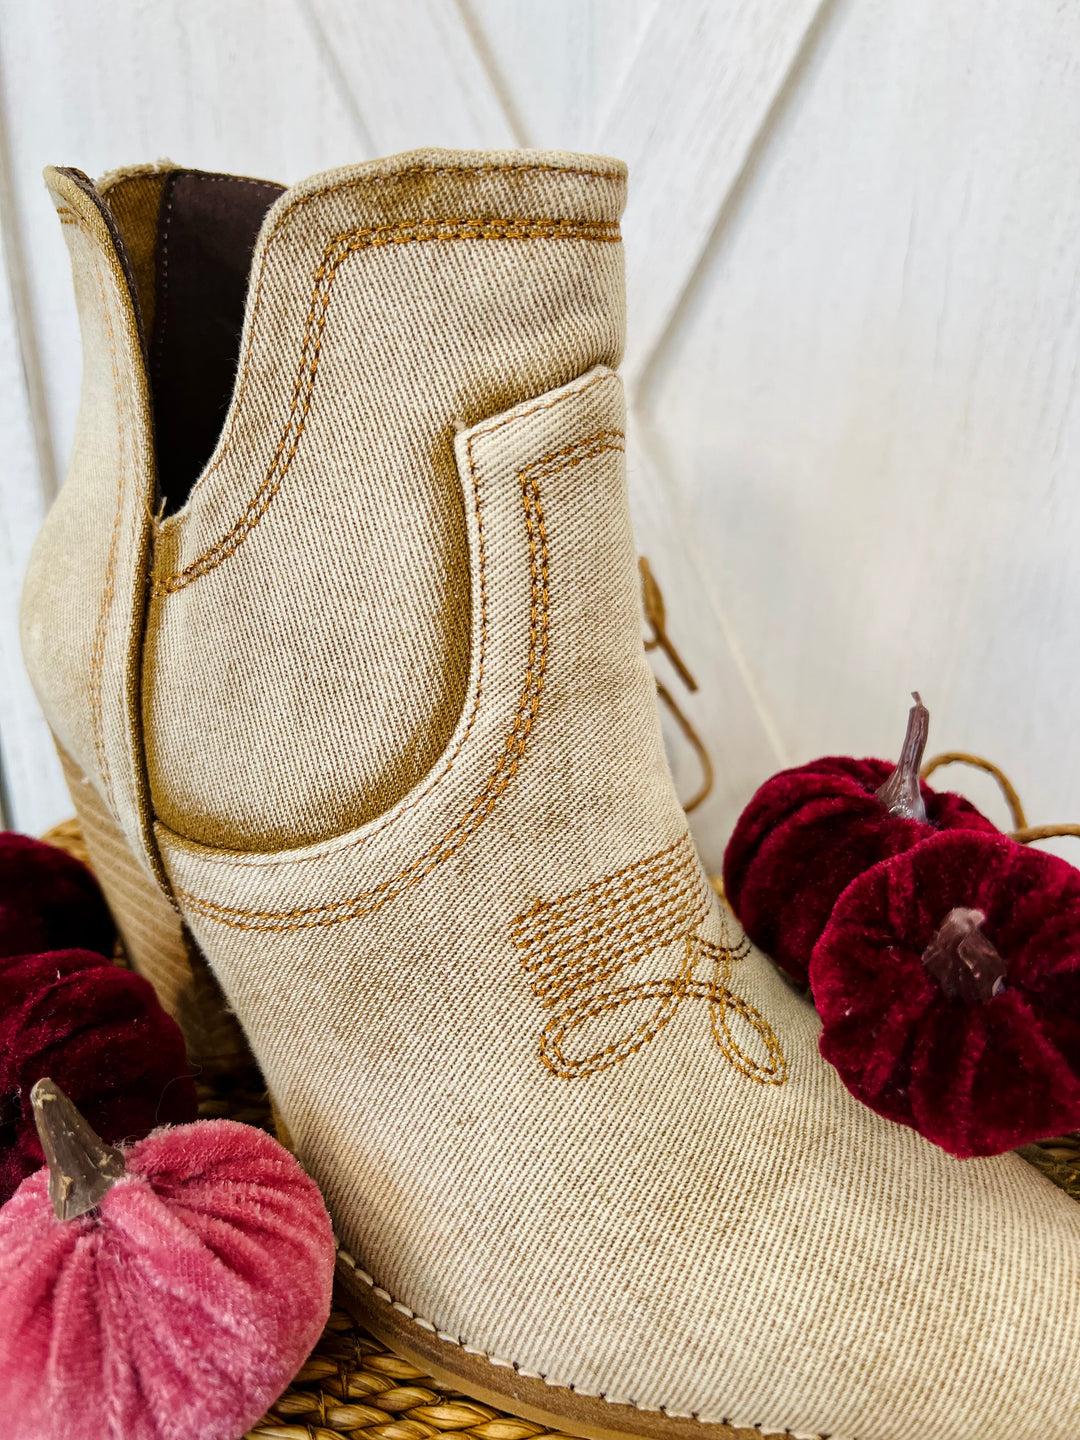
[722,696,998,985]
[810,828,1080,1157]
[0,831,115,959]
[0,949,197,1202]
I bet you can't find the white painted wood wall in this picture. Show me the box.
[3,0,1080,875]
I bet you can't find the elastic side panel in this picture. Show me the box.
[150,170,285,514]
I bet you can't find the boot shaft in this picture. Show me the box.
[23,150,626,870]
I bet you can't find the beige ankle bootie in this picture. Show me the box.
[22,150,1080,1440]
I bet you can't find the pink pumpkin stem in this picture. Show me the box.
[921,907,1008,1004]
[30,1078,126,1221]
[875,692,930,823]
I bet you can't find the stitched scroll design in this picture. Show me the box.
[510,835,787,1083]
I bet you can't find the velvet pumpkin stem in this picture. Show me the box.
[921,907,1008,1004]
[30,1078,126,1221]
[875,692,929,823]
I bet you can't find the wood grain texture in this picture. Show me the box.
[648,0,1080,863]
[463,0,659,153]
[0,53,67,832]
[0,239,66,833]
[301,0,517,153]
[596,0,827,385]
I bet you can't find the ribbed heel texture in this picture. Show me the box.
[54,742,251,1073]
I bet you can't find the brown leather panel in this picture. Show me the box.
[150,170,284,515]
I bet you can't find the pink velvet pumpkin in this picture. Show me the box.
[0,1080,335,1440]
[810,829,1080,1157]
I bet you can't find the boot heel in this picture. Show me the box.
[53,743,251,1075]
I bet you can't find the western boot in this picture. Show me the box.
[22,150,1080,1440]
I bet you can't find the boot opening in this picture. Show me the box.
[95,166,284,517]
[146,170,284,516]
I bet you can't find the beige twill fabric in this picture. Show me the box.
[21,166,245,1056]
[143,155,625,852]
[21,148,1080,1440]
[21,169,161,890]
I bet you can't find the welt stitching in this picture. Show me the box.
[163,371,615,874]
[152,178,174,390]
[174,429,625,926]
[333,1250,825,1437]
[79,217,127,811]
[154,216,620,593]
[153,171,283,392]
[184,174,282,190]
[183,160,620,494]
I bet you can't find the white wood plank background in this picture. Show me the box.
[2,0,1079,874]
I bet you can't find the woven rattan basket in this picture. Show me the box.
[36,819,1080,1440]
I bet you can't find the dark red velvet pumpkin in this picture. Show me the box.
[0,831,115,960]
[810,829,1080,1157]
[722,696,998,985]
[0,949,197,1202]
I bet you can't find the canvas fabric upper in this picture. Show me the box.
[20,149,1080,1440]
[143,154,625,851]
[22,169,159,887]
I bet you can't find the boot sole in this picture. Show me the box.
[335,1254,775,1440]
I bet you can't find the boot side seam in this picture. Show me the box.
[64,212,127,815]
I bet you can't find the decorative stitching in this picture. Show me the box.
[153,215,620,594]
[334,1248,824,1437]
[78,219,127,811]
[178,174,283,191]
[152,178,174,390]
[512,836,787,1083]
[174,427,625,927]
[162,371,616,874]
[177,159,620,498]
[152,173,286,394]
